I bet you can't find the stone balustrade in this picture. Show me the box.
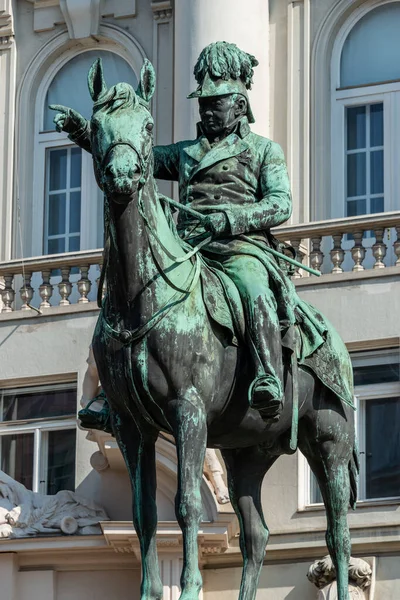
[0,212,399,314]
[0,249,103,314]
[272,211,400,277]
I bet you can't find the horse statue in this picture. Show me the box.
[53,58,358,600]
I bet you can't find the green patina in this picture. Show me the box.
[51,42,357,600]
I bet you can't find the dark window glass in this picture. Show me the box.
[49,149,67,191]
[370,150,384,194]
[48,193,66,236]
[1,388,76,422]
[353,363,399,386]
[1,433,34,490]
[47,238,65,255]
[347,106,366,150]
[47,429,76,494]
[70,148,82,188]
[347,153,366,197]
[366,397,400,499]
[370,103,384,147]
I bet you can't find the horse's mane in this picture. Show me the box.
[93,82,138,112]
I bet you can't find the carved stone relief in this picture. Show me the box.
[0,470,109,538]
[308,555,374,600]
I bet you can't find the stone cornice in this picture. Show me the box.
[150,0,172,20]
[101,517,237,564]
[25,0,137,37]
[0,0,13,38]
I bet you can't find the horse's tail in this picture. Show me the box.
[349,438,360,510]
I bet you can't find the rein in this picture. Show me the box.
[99,141,203,345]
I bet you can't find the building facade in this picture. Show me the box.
[0,0,399,598]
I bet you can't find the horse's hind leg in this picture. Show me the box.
[112,413,162,600]
[300,406,355,600]
[222,446,277,600]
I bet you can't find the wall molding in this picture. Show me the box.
[26,0,137,37]
[151,0,172,20]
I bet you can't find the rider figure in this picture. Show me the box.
[53,42,319,423]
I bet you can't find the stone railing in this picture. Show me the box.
[1,212,399,314]
[0,249,103,314]
[272,211,400,277]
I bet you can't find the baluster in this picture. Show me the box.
[393,226,400,266]
[39,269,53,309]
[351,231,366,272]
[20,271,34,310]
[310,236,324,273]
[2,274,15,313]
[372,228,387,269]
[330,233,345,274]
[58,266,72,306]
[290,239,305,279]
[78,265,91,303]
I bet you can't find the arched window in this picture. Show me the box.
[34,50,138,256]
[332,2,400,222]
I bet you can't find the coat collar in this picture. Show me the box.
[183,117,251,174]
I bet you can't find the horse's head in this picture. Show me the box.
[88,58,156,202]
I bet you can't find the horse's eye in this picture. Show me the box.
[146,122,154,133]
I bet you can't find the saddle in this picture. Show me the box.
[200,258,355,409]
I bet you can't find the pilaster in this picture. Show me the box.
[0,0,15,261]
[173,0,270,141]
[151,0,173,197]
[287,0,311,225]
[0,553,18,600]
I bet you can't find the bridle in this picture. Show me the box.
[99,140,149,188]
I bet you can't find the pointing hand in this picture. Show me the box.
[49,104,87,134]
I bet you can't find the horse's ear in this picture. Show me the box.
[137,59,156,103]
[88,58,108,102]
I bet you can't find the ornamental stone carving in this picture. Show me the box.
[151,1,172,20]
[308,555,373,600]
[0,470,109,538]
[0,0,13,38]
[26,0,136,37]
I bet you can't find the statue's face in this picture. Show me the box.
[198,95,236,136]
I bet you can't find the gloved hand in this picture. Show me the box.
[49,104,88,134]
[204,212,230,237]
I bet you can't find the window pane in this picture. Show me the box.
[70,148,82,188]
[347,106,366,150]
[341,4,400,87]
[70,191,81,233]
[68,235,80,252]
[43,51,138,131]
[48,193,66,235]
[353,363,399,386]
[366,397,400,499]
[370,151,384,195]
[347,154,366,196]
[370,104,383,147]
[346,198,366,217]
[49,149,67,191]
[47,429,76,495]
[1,434,34,490]
[47,237,65,254]
[1,388,76,422]
[371,197,384,214]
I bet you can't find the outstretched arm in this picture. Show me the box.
[49,104,92,154]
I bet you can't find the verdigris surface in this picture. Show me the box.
[51,42,358,600]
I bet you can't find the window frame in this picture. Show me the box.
[331,81,400,221]
[298,348,400,510]
[0,383,77,495]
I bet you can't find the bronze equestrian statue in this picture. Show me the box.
[51,42,358,600]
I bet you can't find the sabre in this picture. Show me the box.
[160,194,321,277]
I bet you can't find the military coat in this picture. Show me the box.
[153,117,292,245]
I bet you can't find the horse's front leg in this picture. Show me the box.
[113,413,163,600]
[168,395,207,600]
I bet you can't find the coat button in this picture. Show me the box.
[222,165,229,170]
[214,193,222,200]
[188,195,194,202]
